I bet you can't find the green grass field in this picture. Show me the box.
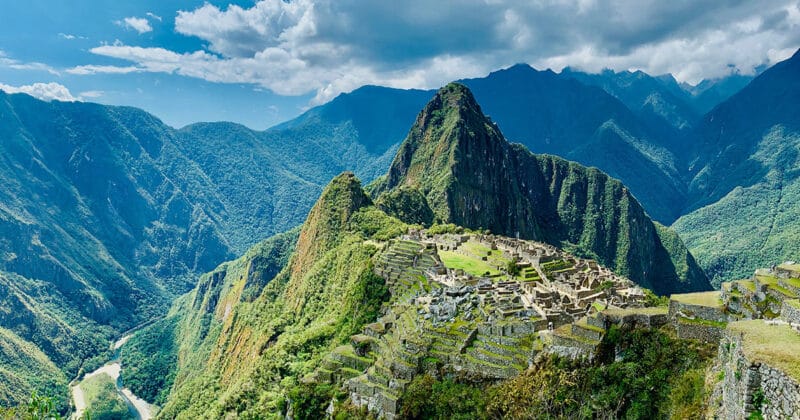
[439,250,500,277]
[670,291,723,307]
[728,320,800,382]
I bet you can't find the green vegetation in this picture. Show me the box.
[399,375,486,419]
[728,320,800,382]
[375,186,434,226]
[0,328,69,413]
[505,258,520,276]
[484,326,715,419]
[79,373,131,420]
[119,317,179,405]
[438,251,499,277]
[670,291,723,307]
[0,391,64,420]
[155,174,403,418]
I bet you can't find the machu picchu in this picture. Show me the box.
[299,227,663,418]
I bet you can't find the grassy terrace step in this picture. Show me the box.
[352,375,401,399]
[474,339,528,361]
[779,278,800,295]
[728,320,800,382]
[553,324,601,346]
[462,352,526,374]
[670,291,723,308]
[757,275,799,299]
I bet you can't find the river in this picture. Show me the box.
[70,331,158,419]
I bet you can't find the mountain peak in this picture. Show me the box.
[384,83,505,206]
[291,172,371,279]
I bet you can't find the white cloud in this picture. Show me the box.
[66,64,142,75]
[0,52,60,76]
[0,82,77,102]
[78,90,104,99]
[146,12,162,22]
[76,0,800,102]
[117,17,153,34]
[58,33,87,40]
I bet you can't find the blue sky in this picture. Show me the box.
[1,0,799,129]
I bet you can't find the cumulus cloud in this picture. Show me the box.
[117,17,153,34]
[78,0,800,102]
[0,82,77,101]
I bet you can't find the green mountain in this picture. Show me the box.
[375,83,709,294]
[673,48,800,286]
[145,173,400,418]
[460,65,688,223]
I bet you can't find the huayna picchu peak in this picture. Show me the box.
[376,83,710,295]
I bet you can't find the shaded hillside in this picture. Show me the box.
[377,83,709,294]
[561,67,699,135]
[268,85,434,184]
[673,49,800,285]
[681,73,755,115]
[460,65,687,223]
[152,173,402,418]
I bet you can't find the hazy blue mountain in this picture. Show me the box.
[673,49,800,285]
[680,73,756,114]
[561,67,699,136]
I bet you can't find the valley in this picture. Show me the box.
[71,328,158,420]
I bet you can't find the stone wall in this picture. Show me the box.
[780,300,800,324]
[714,331,800,419]
[668,300,726,323]
[675,320,724,342]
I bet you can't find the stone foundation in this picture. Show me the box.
[714,331,800,419]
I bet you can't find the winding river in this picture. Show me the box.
[70,331,158,419]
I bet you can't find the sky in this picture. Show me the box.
[0,0,798,130]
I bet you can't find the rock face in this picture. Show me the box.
[377,83,710,294]
[716,330,800,419]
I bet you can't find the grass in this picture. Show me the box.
[786,300,800,310]
[602,306,669,316]
[439,250,501,277]
[79,372,132,419]
[757,275,799,298]
[670,291,723,307]
[784,278,800,289]
[728,320,800,382]
[677,316,727,328]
